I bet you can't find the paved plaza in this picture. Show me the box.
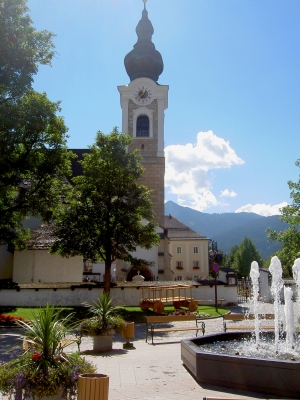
[0,303,298,400]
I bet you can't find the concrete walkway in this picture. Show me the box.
[1,303,298,400]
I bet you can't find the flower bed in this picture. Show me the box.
[0,314,24,326]
[167,309,210,318]
[0,352,95,400]
[0,305,96,400]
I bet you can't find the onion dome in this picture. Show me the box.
[124,3,164,82]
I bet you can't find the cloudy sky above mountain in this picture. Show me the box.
[28,0,300,217]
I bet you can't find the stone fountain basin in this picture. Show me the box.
[181,332,300,398]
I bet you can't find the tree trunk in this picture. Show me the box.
[103,262,111,295]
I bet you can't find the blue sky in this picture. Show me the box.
[27,0,300,216]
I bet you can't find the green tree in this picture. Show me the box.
[231,236,263,276]
[0,0,72,250]
[0,0,55,102]
[223,244,239,269]
[267,159,300,277]
[0,91,72,250]
[51,129,160,294]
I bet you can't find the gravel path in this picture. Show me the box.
[1,301,299,357]
[1,302,300,400]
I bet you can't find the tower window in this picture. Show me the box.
[136,115,149,137]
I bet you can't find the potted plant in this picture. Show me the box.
[78,293,126,352]
[0,305,95,400]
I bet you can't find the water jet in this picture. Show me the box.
[181,256,300,398]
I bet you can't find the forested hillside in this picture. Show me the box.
[164,201,287,259]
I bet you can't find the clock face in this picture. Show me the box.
[134,86,152,103]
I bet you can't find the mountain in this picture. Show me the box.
[164,201,288,259]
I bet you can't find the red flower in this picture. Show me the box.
[32,352,42,361]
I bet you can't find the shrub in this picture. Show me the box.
[0,314,24,326]
[78,293,126,336]
[0,305,96,400]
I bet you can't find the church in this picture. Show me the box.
[0,1,210,284]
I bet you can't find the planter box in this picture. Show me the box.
[93,335,113,352]
[182,332,300,399]
[78,374,109,400]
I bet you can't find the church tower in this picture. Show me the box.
[118,1,168,227]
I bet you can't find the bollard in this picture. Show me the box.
[122,322,135,349]
[78,373,109,400]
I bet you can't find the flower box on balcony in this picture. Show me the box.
[176,266,183,270]
[193,266,200,269]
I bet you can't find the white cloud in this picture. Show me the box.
[221,189,237,198]
[165,130,244,211]
[235,202,289,217]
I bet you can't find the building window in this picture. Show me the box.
[136,115,149,137]
[176,246,182,254]
[193,275,199,280]
[83,259,93,272]
[193,246,198,253]
[176,261,183,269]
[176,275,182,281]
[193,261,199,269]
[133,107,153,138]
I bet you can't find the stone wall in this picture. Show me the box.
[0,284,237,307]
[127,99,165,227]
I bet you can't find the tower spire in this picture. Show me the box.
[124,0,163,82]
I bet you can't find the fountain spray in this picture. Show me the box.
[284,285,295,350]
[250,261,260,345]
[269,256,284,351]
[292,258,300,304]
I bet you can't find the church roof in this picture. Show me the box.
[164,215,208,241]
[124,2,163,82]
[26,223,56,250]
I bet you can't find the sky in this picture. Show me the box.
[27,0,300,217]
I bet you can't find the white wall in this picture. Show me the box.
[13,250,83,283]
[0,284,237,307]
[89,262,116,282]
[0,246,13,279]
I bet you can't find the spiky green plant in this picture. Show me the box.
[79,293,126,335]
[0,305,96,400]
[18,304,76,369]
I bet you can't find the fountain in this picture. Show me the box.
[181,256,300,398]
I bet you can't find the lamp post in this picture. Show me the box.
[208,240,223,311]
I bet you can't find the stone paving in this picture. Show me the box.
[1,302,299,400]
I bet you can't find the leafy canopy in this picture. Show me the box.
[51,128,160,293]
[231,236,263,276]
[0,0,73,250]
[267,159,300,277]
[0,0,55,102]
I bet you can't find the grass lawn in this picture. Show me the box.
[0,305,227,324]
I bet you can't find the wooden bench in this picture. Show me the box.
[22,330,82,352]
[223,313,281,332]
[203,397,254,400]
[145,314,205,344]
[212,298,226,307]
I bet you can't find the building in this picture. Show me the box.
[0,1,209,284]
[164,215,210,281]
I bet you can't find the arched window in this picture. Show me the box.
[136,115,149,137]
